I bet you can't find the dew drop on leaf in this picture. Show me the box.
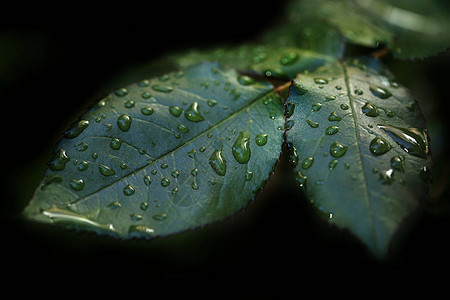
[143,175,151,186]
[369,136,391,156]
[48,149,70,171]
[379,169,395,185]
[110,138,122,150]
[169,106,182,117]
[314,78,328,84]
[123,184,135,196]
[161,178,170,187]
[69,179,84,191]
[328,159,338,170]
[330,141,348,158]
[64,120,89,139]
[141,107,154,115]
[255,133,268,146]
[325,125,339,135]
[306,119,319,128]
[362,102,379,117]
[124,100,135,108]
[152,85,173,93]
[369,85,392,99]
[117,114,132,132]
[377,125,429,158]
[237,75,255,85]
[328,111,342,121]
[391,155,406,172]
[232,131,251,164]
[301,157,314,169]
[209,149,226,176]
[285,102,295,118]
[153,213,167,221]
[98,164,116,176]
[185,102,205,122]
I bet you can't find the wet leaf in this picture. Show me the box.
[23,62,284,239]
[285,57,432,257]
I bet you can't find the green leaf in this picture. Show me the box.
[285,57,432,257]
[23,62,285,239]
[287,0,450,59]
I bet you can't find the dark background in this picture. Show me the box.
[1,0,449,291]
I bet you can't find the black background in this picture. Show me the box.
[1,0,450,292]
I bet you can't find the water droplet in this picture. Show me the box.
[330,141,348,158]
[128,225,154,235]
[362,102,379,117]
[141,92,152,99]
[48,149,70,171]
[230,89,241,100]
[191,168,198,176]
[237,75,255,85]
[287,142,298,168]
[285,120,295,130]
[169,106,182,117]
[306,119,319,128]
[255,133,268,146]
[369,136,391,156]
[75,142,88,151]
[280,52,299,65]
[107,201,121,210]
[295,171,307,189]
[232,131,251,164]
[245,171,253,181]
[377,125,429,158]
[140,201,149,210]
[191,182,199,190]
[151,169,157,175]
[64,120,89,139]
[391,155,405,172]
[171,170,180,178]
[325,95,336,102]
[314,78,328,84]
[379,169,395,184]
[110,138,122,150]
[161,178,170,187]
[199,146,206,152]
[161,163,168,169]
[340,103,349,110]
[335,85,342,90]
[177,124,189,133]
[91,152,98,159]
[69,179,84,191]
[285,102,295,118]
[120,163,128,170]
[98,164,115,176]
[124,100,135,108]
[123,184,135,196]
[369,85,392,99]
[77,161,89,171]
[114,88,128,97]
[185,102,204,122]
[152,85,173,93]
[312,103,322,111]
[153,213,167,221]
[117,114,132,131]
[137,79,150,87]
[325,125,339,135]
[301,157,314,169]
[209,149,226,176]
[328,111,341,121]
[354,89,364,95]
[328,159,338,170]
[171,187,178,195]
[130,214,142,221]
[207,99,217,107]
[144,175,152,186]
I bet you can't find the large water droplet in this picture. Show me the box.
[362,102,379,117]
[306,119,319,128]
[185,102,204,122]
[325,125,339,135]
[48,149,70,171]
[301,157,314,169]
[209,149,226,176]
[369,85,392,99]
[391,155,405,172]
[314,78,328,84]
[152,85,173,93]
[377,125,429,158]
[123,184,135,196]
[110,138,122,150]
[312,103,322,111]
[117,114,132,132]
[232,131,251,164]
[237,75,255,85]
[99,164,116,176]
[77,161,89,171]
[124,100,135,108]
[169,106,182,117]
[330,142,348,158]
[285,102,295,118]
[64,120,89,139]
[144,175,152,186]
[141,107,154,115]
[161,178,170,187]
[255,133,268,146]
[328,111,341,122]
[69,179,84,191]
[369,136,391,156]
[114,88,128,97]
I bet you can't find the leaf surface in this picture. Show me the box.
[285,57,432,257]
[23,62,285,238]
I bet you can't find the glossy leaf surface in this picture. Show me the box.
[285,57,432,256]
[23,62,285,238]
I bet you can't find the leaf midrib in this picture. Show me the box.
[68,85,278,206]
[341,62,378,250]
